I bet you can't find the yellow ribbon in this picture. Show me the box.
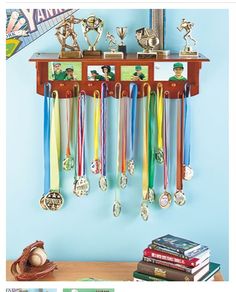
[93,90,100,161]
[142,83,151,201]
[50,90,61,191]
[157,83,163,149]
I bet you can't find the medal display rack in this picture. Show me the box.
[30,53,209,98]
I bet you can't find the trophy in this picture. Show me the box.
[103,32,124,59]
[55,15,83,59]
[136,27,160,59]
[116,27,127,55]
[81,15,104,57]
[177,18,198,57]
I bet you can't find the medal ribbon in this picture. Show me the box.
[43,83,51,194]
[148,91,156,189]
[93,90,100,162]
[142,83,151,201]
[65,90,73,157]
[163,92,169,190]
[73,86,79,180]
[176,92,184,190]
[78,91,86,177]
[50,90,61,191]
[121,91,127,175]
[184,83,191,167]
[157,83,163,150]
[100,83,108,177]
[129,83,138,161]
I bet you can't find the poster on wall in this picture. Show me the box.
[6,9,78,59]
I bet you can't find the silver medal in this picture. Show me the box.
[113,201,121,217]
[183,165,194,181]
[155,148,164,164]
[119,173,128,189]
[140,202,149,221]
[73,176,90,197]
[63,155,74,171]
[44,191,64,211]
[159,191,172,209]
[99,176,108,191]
[90,159,101,174]
[174,190,186,206]
[148,188,155,203]
[127,159,135,176]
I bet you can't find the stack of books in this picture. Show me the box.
[133,234,220,281]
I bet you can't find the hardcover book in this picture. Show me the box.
[137,260,209,281]
[152,234,201,255]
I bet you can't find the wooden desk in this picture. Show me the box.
[6,261,224,281]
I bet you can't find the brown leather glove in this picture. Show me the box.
[11,240,57,281]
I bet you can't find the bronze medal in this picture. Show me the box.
[44,191,64,211]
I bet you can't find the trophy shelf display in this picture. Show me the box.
[29,52,209,98]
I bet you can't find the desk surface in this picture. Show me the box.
[6,261,224,281]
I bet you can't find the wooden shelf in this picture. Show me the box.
[6,261,223,281]
[30,53,209,98]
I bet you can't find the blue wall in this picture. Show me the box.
[6,9,229,280]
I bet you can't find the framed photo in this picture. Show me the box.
[121,65,148,81]
[154,62,188,81]
[87,65,116,81]
[48,62,82,81]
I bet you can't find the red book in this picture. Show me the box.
[143,248,208,267]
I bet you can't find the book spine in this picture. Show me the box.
[144,248,198,267]
[149,244,189,259]
[152,241,186,255]
[137,261,195,281]
[133,271,168,281]
[143,256,192,273]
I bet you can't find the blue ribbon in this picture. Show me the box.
[129,83,138,160]
[43,82,51,194]
[101,83,108,176]
[184,83,191,166]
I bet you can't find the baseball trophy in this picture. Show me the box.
[55,15,83,59]
[81,15,104,57]
[116,26,127,55]
[103,31,124,59]
[177,18,198,57]
[136,27,160,59]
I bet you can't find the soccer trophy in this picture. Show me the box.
[177,18,198,57]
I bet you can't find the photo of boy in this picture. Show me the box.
[89,70,105,81]
[169,62,187,81]
[64,65,77,80]
[51,62,66,80]
[101,65,115,81]
[131,65,146,81]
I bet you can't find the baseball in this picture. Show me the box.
[28,247,47,267]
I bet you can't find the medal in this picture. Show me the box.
[156,83,164,164]
[183,83,193,181]
[174,92,185,206]
[113,200,121,217]
[40,83,51,210]
[99,83,108,191]
[159,93,172,208]
[73,91,90,197]
[127,83,138,176]
[140,83,151,220]
[148,188,155,203]
[119,173,128,189]
[91,90,101,175]
[174,190,186,206]
[45,90,64,210]
[44,190,64,211]
[63,90,74,171]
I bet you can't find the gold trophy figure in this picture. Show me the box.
[81,15,104,57]
[103,32,124,59]
[116,27,127,55]
[177,18,198,57]
[136,27,159,59]
[55,15,83,59]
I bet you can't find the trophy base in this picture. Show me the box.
[83,50,102,58]
[59,50,83,59]
[118,45,127,55]
[103,51,124,59]
[156,50,171,57]
[179,50,198,57]
[137,52,157,59]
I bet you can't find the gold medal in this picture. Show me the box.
[119,173,128,189]
[73,176,90,197]
[113,200,121,217]
[99,176,108,191]
[63,155,74,171]
[159,191,172,208]
[140,202,149,221]
[44,191,64,211]
[39,195,47,210]
[127,159,135,176]
[174,190,186,206]
[183,165,194,181]
[148,188,155,203]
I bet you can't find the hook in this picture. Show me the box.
[115,82,122,99]
[157,82,163,97]
[122,89,128,98]
[142,82,151,97]
[93,90,100,99]
[164,90,170,99]
[66,89,72,98]
[73,83,79,97]
[184,82,191,97]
